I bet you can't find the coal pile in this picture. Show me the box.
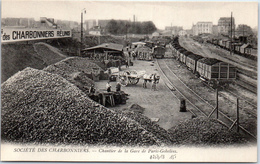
[168,117,248,145]
[121,111,173,145]
[43,59,95,93]
[1,68,166,146]
[1,44,47,82]
[56,57,108,80]
[127,104,145,114]
[34,42,66,65]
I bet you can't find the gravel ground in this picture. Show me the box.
[95,59,192,130]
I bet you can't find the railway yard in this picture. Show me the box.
[1,36,258,146]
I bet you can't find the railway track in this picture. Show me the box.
[201,81,257,118]
[235,78,257,94]
[156,59,257,140]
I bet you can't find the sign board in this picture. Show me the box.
[1,28,71,43]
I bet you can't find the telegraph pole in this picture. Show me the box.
[81,8,86,56]
[230,12,233,55]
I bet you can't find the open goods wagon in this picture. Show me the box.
[196,58,236,87]
[180,51,193,64]
[177,49,187,61]
[186,53,203,73]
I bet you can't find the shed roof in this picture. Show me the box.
[83,43,123,52]
[132,42,146,45]
[240,43,253,49]
[198,57,221,65]
[136,46,151,53]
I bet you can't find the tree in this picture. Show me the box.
[105,20,157,35]
[106,19,118,35]
[236,24,254,37]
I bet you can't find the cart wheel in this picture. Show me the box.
[129,78,139,85]
[119,76,128,87]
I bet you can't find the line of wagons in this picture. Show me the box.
[169,37,237,88]
[206,39,257,59]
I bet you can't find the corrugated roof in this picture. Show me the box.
[136,46,151,53]
[83,43,123,52]
[132,42,146,45]
[240,43,252,49]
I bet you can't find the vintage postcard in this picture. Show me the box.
[1,0,258,162]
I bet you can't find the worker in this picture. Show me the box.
[116,82,121,92]
[151,73,158,91]
[143,79,147,88]
[89,84,96,94]
[125,59,129,68]
[106,81,112,92]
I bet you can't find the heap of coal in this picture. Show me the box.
[1,67,168,146]
[43,58,95,93]
[168,117,248,145]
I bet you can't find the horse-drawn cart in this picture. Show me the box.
[118,70,160,87]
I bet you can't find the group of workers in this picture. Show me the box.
[88,81,122,95]
[106,81,121,92]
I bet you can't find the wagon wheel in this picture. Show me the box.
[128,77,139,85]
[119,75,128,87]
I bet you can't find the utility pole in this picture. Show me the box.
[125,22,128,41]
[230,12,233,55]
[81,8,86,56]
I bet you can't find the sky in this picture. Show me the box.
[1,1,258,30]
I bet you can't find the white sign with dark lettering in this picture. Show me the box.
[1,28,71,42]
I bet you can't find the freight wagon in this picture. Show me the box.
[180,51,193,64]
[196,57,236,87]
[186,53,203,73]
[177,49,187,60]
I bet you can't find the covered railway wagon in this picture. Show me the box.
[153,46,165,59]
[186,53,203,73]
[196,58,236,86]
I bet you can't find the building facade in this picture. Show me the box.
[165,26,183,36]
[85,19,97,32]
[192,22,213,35]
[217,17,235,35]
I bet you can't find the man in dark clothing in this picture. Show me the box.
[116,82,121,92]
[106,81,112,92]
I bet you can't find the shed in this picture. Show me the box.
[240,44,253,55]
[82,43,124,59]
[135,46,153,60]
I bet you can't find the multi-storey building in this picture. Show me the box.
[217,17,235,35]
[1,18,35,28]
[192,22,213,35]
[165,26,183,36]
[85,19,97,32]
